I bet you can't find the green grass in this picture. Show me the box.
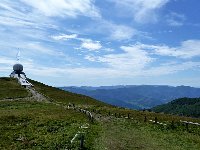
[95,118,200,150]
[29,79,111,107]
[0,77,29,99]
[1,100,199,150]
[87,105,200,127]
[0,101,100,149]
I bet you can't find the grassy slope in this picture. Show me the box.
[30,79,110,107]
[0,101,99,149]
[0,78,200,149]
[95,118,200,150]
[0,77,29,99]
[0,78,100,149]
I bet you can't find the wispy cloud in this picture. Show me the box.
[109,24,137,40]
[97,44,153,70]
[0,56,15,65]
[153,40,200,58]
[109,0,169,23]
[80,39,102,51]
[51,34,78,40]
[51,33,103,51]
[81,41,200,78]
[143,61,200,76]
[91,20,138,41]
[0,1,55,29]
[23,59,200,86]
[166,12,186,26]
[21,0,101,18]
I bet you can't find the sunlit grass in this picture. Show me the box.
[0,101,99,149]
[0,78,29,99]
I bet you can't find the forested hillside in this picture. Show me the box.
[152,98,200,118]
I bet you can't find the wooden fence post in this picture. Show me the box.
[80,134,84,149]
[155,117,157,124]
[144,116,147,122]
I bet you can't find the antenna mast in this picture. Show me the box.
[16,49,20,62]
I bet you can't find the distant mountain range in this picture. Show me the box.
[59,85,200,109]
[152,97,200,118]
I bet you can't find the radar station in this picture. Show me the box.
[10,51,33,87]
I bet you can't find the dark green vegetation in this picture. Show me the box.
[0,77,30,99]
[152,97,200,118]
[61,85,200,109]
[0,77,200,149]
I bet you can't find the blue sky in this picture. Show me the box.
[0,0,200,87]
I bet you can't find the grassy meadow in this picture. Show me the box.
[0,101,100,149]
[95,118,200,150]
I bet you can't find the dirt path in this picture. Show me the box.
[0,86,48,102]
[26,87,48,101]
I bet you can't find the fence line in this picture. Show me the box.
[180,120,200,126]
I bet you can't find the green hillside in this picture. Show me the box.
[0,78,29,99]
[0,77,200,149]
[29,79,110,107]
[152,97,200,118]
[0,101,99,149]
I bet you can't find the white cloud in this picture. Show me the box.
[21,0,101,18]
[143,61,200,76]
[110,24,137,40]
[153,40,200,58]
[109,0,169,23]
[84,55,97,61]
[0,1,56,29]
[51,34,78,40]
[20,42,59,56]
[96,20,138,41]
[24,59,200,85]
[0,16,35,27]
[51,33,106,51]
[82,41,200,78]
[89,44,153,70]
[104,48,115,52]
[81,39,102,51]
[0,56,15,65]
[166,12,186,26]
